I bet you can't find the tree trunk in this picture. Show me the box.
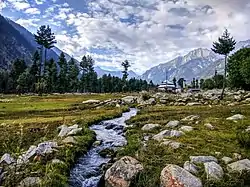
[220,55,227,100]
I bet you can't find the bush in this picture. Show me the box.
[236,129,250,148]
[141,92,151,101]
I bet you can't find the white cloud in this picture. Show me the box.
[9,0,30,10]
[16,18,39,28]
[24,7,40,14]
[34,0,45,5]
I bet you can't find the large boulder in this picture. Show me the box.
[141,124,160,131]
[204,161,224,181]
[226,114,245,121]
[190,156,218,164]
[160,164,202,187]
[36,141,58,155]
[153,130,184,141]
[122,96,137,104]
[104,156,143,187]
[166,120,180,128]
[227,159,250,172]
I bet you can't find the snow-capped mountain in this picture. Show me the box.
[140,42,250,84]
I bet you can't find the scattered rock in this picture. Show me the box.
[62,136,77,144]
[166,120,180,128]
[181,115,200,122]
[58,124,82,137]
[141,124,160,131]
[226,114,245,121]
[183,161,199,175]
[246,126,250,132]
[204,161,224,181]
[204,123,214,130]
[190,156,218,164]
[186,102,202,106]
[67,128,82,136]
[222,157,233,164]
[161,140,182,149]
[214,152,222,157]
[233,153,242,160]
[179,126,193,132]
[82,99,100,104]
[36,141,58,155]
[160,164,202,187]
[227,159,250,172]
[105,156,143,187]
[0,153,15,165]
[121,96,137,104]
[18,177,41,187]
[152,130,184,141]
[17,145,37,164]
[58,125,71,137]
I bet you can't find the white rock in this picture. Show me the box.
[184,161,199,174]
[227,159,250,172]
[0,153,15,165]
[160,140,182,149]
[226,114,245,120]
[190,156,218,164]
[141,124,160,131]
[181,115,200,122]
[233,153,242,160]
[160,164,202,187]
[62,136,77,144]
[166,120,180,128]
[222,157,233,164]
[17,145,37,164]
[67,128,82,136]
[121,96,137,104]
[68,124,79,129]
[36,141,58,155]
[179,126,194,132]
[186,102,202,106]
[204,161,224,180]
[58,125,71,137]
[82,99,100,104]
[52,159,65,165]
[152,130,184,141]
[204,123,214,130]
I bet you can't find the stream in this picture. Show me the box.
[69,108,138,187]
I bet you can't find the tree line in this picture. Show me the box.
[0,25,154,94]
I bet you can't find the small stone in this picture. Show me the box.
[0,153,15,165]
[183,161,199,174]
[222,157,233,164]
[233,153,242,160]
[19,177,41,187]
[166,120,180,128]
[141,124,160,131]
[181,115,200,122]
[160,164,202,187]
[186,102,202,106]
[204,161,224,180]
[179,126,193,132]
[190,156,218,164]
[161,140,182,149]
[204,123,215,130]
[215,152,222,157]
[226,114,245,121]
[227,159,250,172]
[52,159,64,165]
[152,130,184,141]
[62,136,77,144]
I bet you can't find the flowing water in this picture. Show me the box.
[69,108,138,187]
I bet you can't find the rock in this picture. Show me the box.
[181,115,200,122]
[105,156,143,187]
[234,95,243,102]
[82,99,100,104]
[121,96,137,104]
[227,159,250,172]
[161,140,182,149]
[183,161,199,174]
[160,164,202,187]
[93,140,102,147]
[222,157,233,164]
[204,161,224,181]
[166,120,180,128]
[141,124,160,131]
[246,126,250,132]
[145,98,156,105]
[226,114,245,120]
[99,148,115,158]
[214,152,222,157]
[204,123,214,130]
[62,136,77,144]
[67,128,82,136]
[116,104,121,108]
[233,153,242,160]
[36,141,58,155]
[18,177,41,187]
[17,145,37,164]
[159,99,167,104]
[179,126,193,132]
[58,125,71,137]
[186,102,202,106]
[190,156,218,164]
[52,159,65,165]
[152,130,184,141]
[105,123,118,130]
[0,153,15,165]
[68,124,79,129]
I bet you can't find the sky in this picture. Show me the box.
[0,0,250,74]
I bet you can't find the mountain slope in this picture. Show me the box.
[94,66,138,79]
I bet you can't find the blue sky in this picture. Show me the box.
[1,0,250,74]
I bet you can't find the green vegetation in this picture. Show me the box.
[0,93,127,186]
[118,105,250,187]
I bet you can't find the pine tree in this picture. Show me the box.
[44,58,58,93]
[121,60,130,92]
[16,69,30,94]
[29,51,40,92]
[211,29,236,99]
[58,52,68,93]
[178,78,185,89]
[173,77,177,88]
[68,58,79,92]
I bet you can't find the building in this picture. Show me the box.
[158,80,176,92]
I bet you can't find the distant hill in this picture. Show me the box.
[94,66,138,79]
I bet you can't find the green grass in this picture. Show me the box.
[118,105,250,187]
[0,93,126,186]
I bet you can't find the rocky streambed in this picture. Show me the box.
[69,108,137,187]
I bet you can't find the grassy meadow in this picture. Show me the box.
[119,104,250,187]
